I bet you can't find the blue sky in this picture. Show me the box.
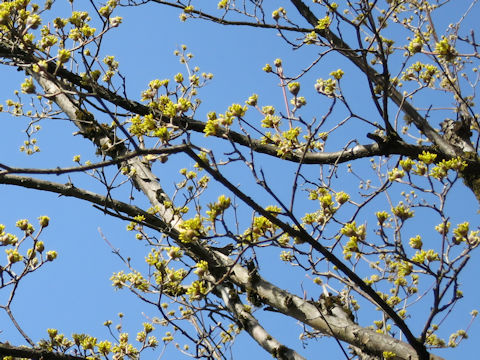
[1,1,479,359]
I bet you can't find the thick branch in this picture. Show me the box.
[0,146,188,175]
[0,42,442,167]
[0,342,84,360]
[0,179,308,360]
[0,174,173,234]
[218,286,307,360]
[26,64,308,360]
[0,31,446,360]
[120,0,460,159]
[2,69,443,359]
[287,0,458,157]
[0,172,444,360]
[49,61,425,164]
[184,147,445,360]
[287,0,480,206]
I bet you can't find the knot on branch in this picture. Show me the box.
[440,118,474,153]
[246,260,262,307]
[317,293,355,322]
[366,131,401,152]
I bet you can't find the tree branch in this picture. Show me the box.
[0,42,445,168]
[0,172,444,360]
[288,0,458,158]
[183,145,442,360]
[0,146,188,176]
[217,285,307,360]
[26,66,310,360]
[120,0,462,159]
[0,342,85,360]
[0,35,445,360]
[0,174,173,234]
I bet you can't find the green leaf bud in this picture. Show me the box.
[46,250,58,261]
[38,215,50,227]
[246,94,258,106]
[263,64,272,73]
[287,82,300,96]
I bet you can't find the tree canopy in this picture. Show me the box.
[0,1,479,360]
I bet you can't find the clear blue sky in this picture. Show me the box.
[0,1,479,359]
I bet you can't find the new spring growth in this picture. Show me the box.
[0,231,17,246]
[38,216,50,227]
[315,78,337,96]
[203,111,220,136]
[246,94,258,106]
[227,103,247,118]
[341,221,366,240]
[99,0,117,17]
[335,191,349,205]
[35,241,45,252]
[291,96,306,109]
[388,168,405,181]
[430,158,467,180]
[69,11,91,27]
[399,158,415,172]
[174,73,184,83]
[187,280,208,300]
[408,36,423,54]
[166,246,183,260]
[16,219,34,234]
[57,49,71,64]
[272,7,286,21]
[304,31,318,44]
[288,82,300,96]
[330,69,344,80]
[194,260,209,277]
[97,340,112,355]
[6,249,23,264]
[409,235,423,249]
[21,77,36,94]
[316,15,331,30]
[207,195,231,220]
[46,250,57,261]
[217,0,228,9]
[435,37,457,62]
[109,16,122,27]
[392,202,414,221]
[262,64,272,73]
[418,151,437,164]
[179,217,203,243]
[435,222,450,235]
[412,249,440,264]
